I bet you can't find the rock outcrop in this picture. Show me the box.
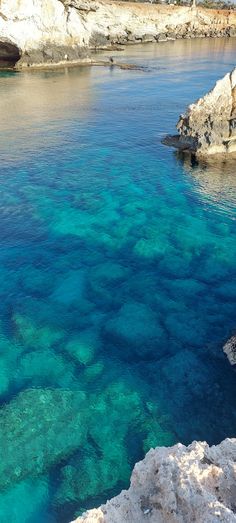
[223,335,236,367]
[0,0,236,67]
[72,438,236,523]
[164,68,236,156]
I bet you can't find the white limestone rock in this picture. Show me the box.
[72,438,236,523]
[165,68,236,156]
[0,1,236,66]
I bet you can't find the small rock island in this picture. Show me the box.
[164,68,236,156]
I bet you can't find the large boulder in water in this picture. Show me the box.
[164,68,236,157]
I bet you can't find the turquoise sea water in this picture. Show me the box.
[0,37,236,522]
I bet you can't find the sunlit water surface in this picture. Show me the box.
[0,38,236,523]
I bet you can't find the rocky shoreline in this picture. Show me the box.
[1,0,236,68]
[72,439,236,523]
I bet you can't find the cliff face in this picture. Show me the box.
[178,68,236,155]
[164,67,236,156]
[72,439,236,523]
[0,0,236,66]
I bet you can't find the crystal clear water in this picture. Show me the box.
[0,37,236,523]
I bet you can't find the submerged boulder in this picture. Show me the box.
[0,388,87,488]
[104,301,166,359]
[164,68,236,156]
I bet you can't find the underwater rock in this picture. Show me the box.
[91,262,130,285]
[73,438,236,523]
[65,328,100,366]
[83,361,104,381]
[88,380,143,448]
[223,335,236,367]
[161,349,210,403]
[0,357,10,397]
[0,329,25,397]
[18,348,75,388]
[158,251,190,279]
[20,266,55,297]
[54,378,145,507]
[104,301,164,357]
[0,388,87,488]
[215,282,236,301]
[56,443,131,507]
[88,261,129,306]
[164,68,236,156]
[13,313,64,350]
[134,237,167,259]
[164,311,207,347]
[51,269,87,306]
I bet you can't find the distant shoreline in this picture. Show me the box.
[1,2,236,69]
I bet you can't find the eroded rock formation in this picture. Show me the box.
[223,335,236,367]
[72,439,236,523]
[164,68,236,156]
[0,37,21,66]
[0,0,236,67]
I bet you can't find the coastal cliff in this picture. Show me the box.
[164,67,236,156]
[72,438,236,523]
[1,0,236,67]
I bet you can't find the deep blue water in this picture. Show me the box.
[0,37,236,523]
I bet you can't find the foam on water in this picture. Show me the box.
[0,38,235,522]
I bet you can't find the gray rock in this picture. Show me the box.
[157,33,167,42]
[141,34,156,43]
[223,335,236,367]
[19,44,89,66]
[89,32,108,48]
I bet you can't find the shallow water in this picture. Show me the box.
[0,37,236,522]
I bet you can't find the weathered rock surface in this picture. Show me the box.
[223,335,236,367]
[72,438,236,523]
[164,68,236,156]
[0,0,236,67]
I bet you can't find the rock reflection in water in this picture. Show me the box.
[177,151,236,216]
